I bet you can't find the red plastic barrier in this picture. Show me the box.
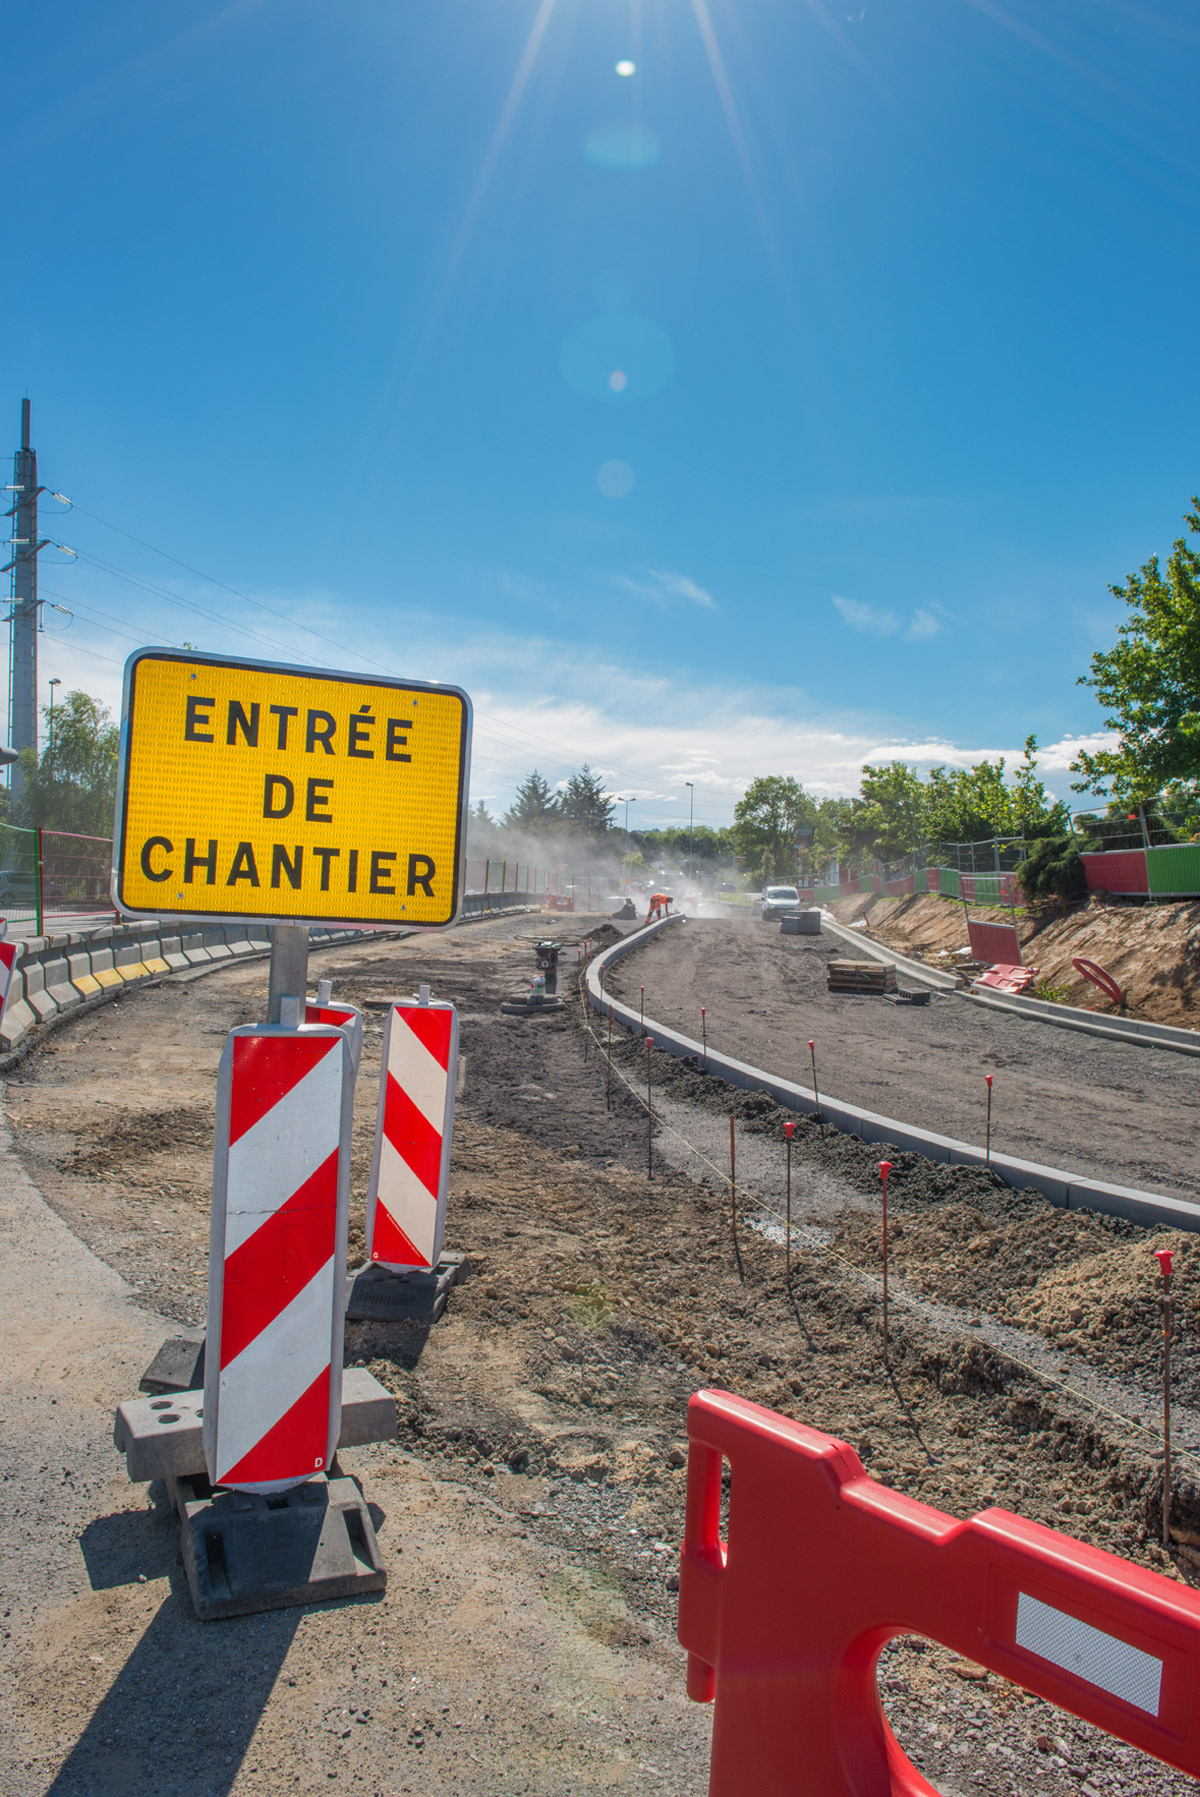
[976,962,1037,995]
[966,917,1023,966]
[679,1390,1200,1796]
[1073,956,1125,1006]
[545,893,574,912]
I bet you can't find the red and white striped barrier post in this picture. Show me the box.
[305,993,364,1072]
[367,993,460,1271]
[0,920,16,1026]
[203,1011,355,1494]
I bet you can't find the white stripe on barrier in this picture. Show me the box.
[390,1009,450,1131]
[223,1048,343,1255]
[215,1256,338,1477]
[378,1132,440,1217]
[1015,1592,1163,1715]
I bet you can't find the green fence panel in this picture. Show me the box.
[0,821,40,927]
[1145,843,1200,896]
[937,867,961,899]
[970,874,1006,905]
[913,868,928,894]
[813,885,841,905]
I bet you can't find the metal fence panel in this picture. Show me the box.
[0,822,39,927]
[40,830,114,920]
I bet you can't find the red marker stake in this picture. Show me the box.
[646,1036,654,1181]
[809,1040,821,1123]
[879,1161,893,1361]
[701,1006,708,1072]
[729,1114,738,1262]
[784,1121,796,1284]
[1158,1248,1174,1549]
[985,1073,993,1165]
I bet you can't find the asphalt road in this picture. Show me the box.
[605,914,1200,1198]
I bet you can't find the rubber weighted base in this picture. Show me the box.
[140,1335,206,1394]
[345,1252,470,1324]
[171,1469,386,1621]
[499,994,565,1015]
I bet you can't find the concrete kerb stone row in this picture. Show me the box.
[586,914,1200,1237]
[0,918,408,1057]
[821,908,1200,1056]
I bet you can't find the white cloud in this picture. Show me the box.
[907,608,941,641]
[35,575,1113,835]
[616,568,717,612]
[832,594,899,636]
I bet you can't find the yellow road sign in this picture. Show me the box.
[114,649,471,927]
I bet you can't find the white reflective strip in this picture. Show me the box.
[377,1133,437,1262]
[224,1045,342,1256]
[1015,1593,1163,1715]
[389,1010,448,1134]
[214,1256,334,1481]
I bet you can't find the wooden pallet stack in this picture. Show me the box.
[827,959,897,996]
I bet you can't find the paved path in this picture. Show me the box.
[0,1089,705,1797]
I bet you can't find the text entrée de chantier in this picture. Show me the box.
[136,694,448,896]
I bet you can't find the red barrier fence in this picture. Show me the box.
[679,1389,1200,1796]
[966,918,1023,966]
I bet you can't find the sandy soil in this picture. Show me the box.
[605,913,1200,1197]
[834,889,1200,1026]
[4,911,1200,1796]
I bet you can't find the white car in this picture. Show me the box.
[760,885,802,920]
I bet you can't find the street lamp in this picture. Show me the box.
[685,781,694,883]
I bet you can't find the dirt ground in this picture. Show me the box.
[606,912,1200,1197]
[833,888,1200,1026]
[5,911,1200,1795]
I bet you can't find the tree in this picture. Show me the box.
[466,798,503,857]
[556,765,614,839]
[1072,498,1200,801]
[17,690,119,835]
[1011,735,1068,839]
[847,764,928,862]
[733,776,816,879]
[504,770,558,834]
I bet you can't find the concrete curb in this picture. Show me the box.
[587,915,1200,1236]
[958,984,1200,1056]
[823,909,1200,1057]
[0,917,411,1058]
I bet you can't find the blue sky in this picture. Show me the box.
[5,0,1200,832]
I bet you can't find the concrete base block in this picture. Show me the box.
[115,1366,397,1482]
[171,1471,386,1620]
[346,1252,470,1324]
[499,994,566,1015]
[140,1334,206,1394]
[781,911,822,935]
